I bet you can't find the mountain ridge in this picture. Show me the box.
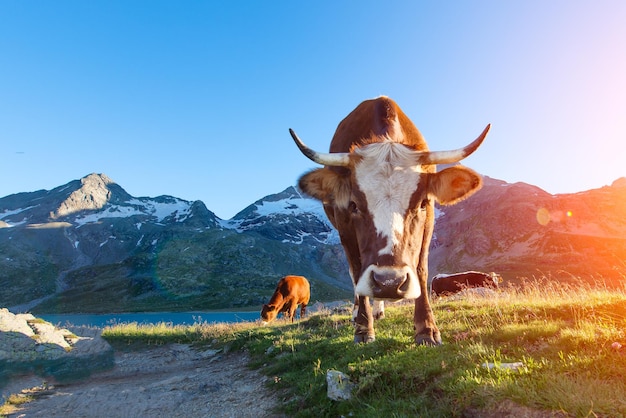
[1,172,625,313]
[0,173,352,313]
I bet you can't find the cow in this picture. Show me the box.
[289,96,489,345]
[261,275,311,324]
[431,271,502,297]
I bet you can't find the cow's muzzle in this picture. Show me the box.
[355,265,421,299]
[372,271,410,298]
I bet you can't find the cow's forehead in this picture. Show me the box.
[354,141,428,255]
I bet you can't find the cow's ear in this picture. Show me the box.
[298,168,351,209]
[430,166,482,206]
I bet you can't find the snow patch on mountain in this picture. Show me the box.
[252,195,326,218]
[74,198,193,226]
[222,188,340,245]
[0,206,39,227]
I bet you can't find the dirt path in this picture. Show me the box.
[5,344,285,417]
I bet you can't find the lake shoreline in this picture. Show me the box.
[38,310,262,328]
[37,300,353,328]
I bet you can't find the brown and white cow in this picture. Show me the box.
[431,271,502,297]
[261,275,311,324]
[290,96,489,345]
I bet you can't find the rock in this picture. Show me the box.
[326,369,354,401]
[0,311,36,336]
[481,361,524,371]
[0,308,114,394]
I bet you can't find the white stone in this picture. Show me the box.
[481,361,524,371]
[326,369,354,401]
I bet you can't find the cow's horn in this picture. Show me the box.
[417,124,491,165]
[289,129,350,167]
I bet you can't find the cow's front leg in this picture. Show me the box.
[373,299,385,320]
[288,302,298,322]
[354,295,375,343]
[413,294,442,346]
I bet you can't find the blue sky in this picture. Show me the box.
[1,1,625,219]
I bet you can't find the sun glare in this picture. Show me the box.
[536,208,574,226]
[536,208,550,226]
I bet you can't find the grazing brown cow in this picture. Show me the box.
[261,275,311,324]
[290,96,489,344]
[431,271,502,297]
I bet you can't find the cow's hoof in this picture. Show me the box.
[415,334,442,346]
[373,311,385,320]
[354,334,376,344]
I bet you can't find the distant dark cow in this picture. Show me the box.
[431,271,502,297]
[290,96,489,345]
[261,275,311,324]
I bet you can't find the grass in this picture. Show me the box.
[100,279,626,417]
[101,321,210,349]
[6,279,625,417]
[0,394,34,416]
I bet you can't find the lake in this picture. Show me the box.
[39,311,260,328]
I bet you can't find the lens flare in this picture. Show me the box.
[536,208,550,226]
[537,208,574,226]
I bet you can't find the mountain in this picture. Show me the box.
[226,186,340,245]
[2,172,625,313]
[0,174,352,313]
[430,176,626,285]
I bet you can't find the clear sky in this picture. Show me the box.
[1,1,625,219]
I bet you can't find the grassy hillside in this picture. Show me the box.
[26,228,352,314]
[99,280,626,416]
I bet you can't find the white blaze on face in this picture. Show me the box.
[354,140,425,256]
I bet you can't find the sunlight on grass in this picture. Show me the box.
[98,279,626,417]
[0,394,34,416]
[101,319,267,348]
[102,321,202,346]
[430,280,626,416]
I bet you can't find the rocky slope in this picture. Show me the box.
[430,176,626,284]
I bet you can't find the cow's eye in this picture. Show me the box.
[420,199,429,209]
[348,201,359,215]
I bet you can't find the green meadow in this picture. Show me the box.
[4,279,625,417]
[99,279,626,417]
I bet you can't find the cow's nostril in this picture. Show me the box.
[398,274,410,292]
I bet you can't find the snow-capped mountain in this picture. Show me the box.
[0,173,219,229]
[2,172,625,314]
[224,186,339,245]
[0,173,352,313]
